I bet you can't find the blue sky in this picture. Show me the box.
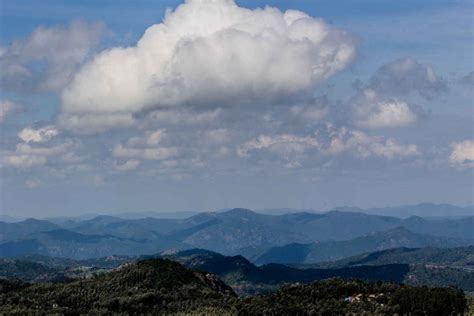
[0,0,472,217]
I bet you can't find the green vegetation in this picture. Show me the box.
[237,279,467,316]
[164,249,411,295]
[0,259,236,314]
[407,264,474,291]
[0,259,467,315]
[3,247,473,296]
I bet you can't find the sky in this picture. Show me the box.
[0,0,473,218]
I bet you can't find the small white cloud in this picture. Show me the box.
[203,129,231,144]
[0,100,16,122]
[128,129,166,146]
[112,144,178,161]
[449,140,474,168]
[18,125,59,143]
[237,134,318,158]
[324,127,420,159]
[351,87,420,129]
[355,97,417,129]
[15,141,73,156]
[114,159,141,171]
[57,112,136,134]
[24,178,42,188]
[2,140,77,169]
[3,155,47,168]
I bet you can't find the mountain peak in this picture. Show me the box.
[222,208,256,216]
[89,215,123,222]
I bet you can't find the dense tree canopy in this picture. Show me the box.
[0,259,467,315]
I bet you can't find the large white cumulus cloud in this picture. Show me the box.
[59,0,356,132]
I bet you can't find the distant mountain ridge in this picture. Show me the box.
[330,203,474,218]
[304,246,474,269]
[0,228,187,259]
[249,227,473,265]
[0,207,472,260]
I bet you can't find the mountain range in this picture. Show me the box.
[249,227,472,265]
[330,203,474,218]
[3,203,472,222]
[0,208,473,260]
[307,246,474,269]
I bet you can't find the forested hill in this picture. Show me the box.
[0,258,467,315]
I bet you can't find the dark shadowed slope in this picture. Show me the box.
[163,249,410,295]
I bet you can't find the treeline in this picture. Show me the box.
[0,259,468,315]
[236,279,467,315]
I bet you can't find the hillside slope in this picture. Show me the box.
[251,227,472,265]
[0,259,467,315]
[0,259,235,314]
[308,246,474,268]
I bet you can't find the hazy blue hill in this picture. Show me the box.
[400,216,474,239]
[0,229,187,259]
[252,227,472,265]
[181,209,473,254]
[363,203,474,218]
[305,246,474,269]
[68,216,167,241]
[299,211,400,241]
[1,208,473,260]
[258,203,474,218]
[48,208,474,256]
[114,210,199,219]
[0,219,60,242]
[181,209,312,254]
[181,209,404,254]
[66,213,219,240]
[0,215,24,223]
